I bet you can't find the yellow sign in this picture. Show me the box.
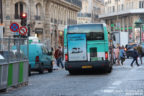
[82,66,93,69]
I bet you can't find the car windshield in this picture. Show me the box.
[127,44,137,49]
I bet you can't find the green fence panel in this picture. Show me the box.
[19,62,24,83]
[8,64,13,86]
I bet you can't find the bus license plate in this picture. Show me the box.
[82,66,93,69]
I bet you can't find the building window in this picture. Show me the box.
[35,3,41,20]
[132,2,133,9]
[15,2,25,19]
[121,4,124,10]
[51,18,53,23]
[139,1,144,8]
[113,6,115,12]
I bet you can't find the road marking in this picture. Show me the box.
[103,89,114,93]
[108,86,116,89]
[112,81,122,86]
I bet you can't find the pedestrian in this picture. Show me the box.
[137,44,143,64]
[110,45,115,64]
[54,46,64,68]
[119,46,125,65]
[114,45,120,65]
[131,47,140,67]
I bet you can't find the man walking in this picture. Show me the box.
[54,46,64,68]
[131,47,140,67]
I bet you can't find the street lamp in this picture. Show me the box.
[0,0,3,24]
[135,18,143,44]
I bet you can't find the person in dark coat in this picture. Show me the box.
[54,46,64,68]
[137,44,143,64]
[131,47,140,67]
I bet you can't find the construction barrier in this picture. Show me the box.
[0,37,29,91]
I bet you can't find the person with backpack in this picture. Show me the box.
[54,46,64,68]
[131,47,140,67]
[137,44,143,64]
[119,46,126,65]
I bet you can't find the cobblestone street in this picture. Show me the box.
[1,59,144,96]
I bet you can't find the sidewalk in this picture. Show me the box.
[113,58,144,68]
[53,59,65,70]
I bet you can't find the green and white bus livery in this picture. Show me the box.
[64,24,112,74]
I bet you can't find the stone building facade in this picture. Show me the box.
[99,0,144,43]
[0,0,81,49]
[77,0,104,24]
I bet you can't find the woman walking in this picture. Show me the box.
[114,45,120,65]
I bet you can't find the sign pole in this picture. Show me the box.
[0,0,3,24]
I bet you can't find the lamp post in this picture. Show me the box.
[0,0,3,24]
[135,18,143,44]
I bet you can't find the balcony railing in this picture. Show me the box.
[65,0,82,8]
[99,9,144,18]
[35,16,41,20]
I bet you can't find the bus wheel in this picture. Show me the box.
[69,70,76,75]
[107,67,112,73]
[48,68,53,73]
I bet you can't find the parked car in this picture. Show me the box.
[125,44,137,58]
[13,43,53,75]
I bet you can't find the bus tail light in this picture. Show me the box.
[65,54,68,61]
[35,56,39,62]
[105,52,108,60]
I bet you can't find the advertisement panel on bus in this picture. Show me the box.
[67,34,87,61]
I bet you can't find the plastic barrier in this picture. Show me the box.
[0,37,29,91]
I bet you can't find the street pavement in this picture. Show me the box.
[1,58,144,96]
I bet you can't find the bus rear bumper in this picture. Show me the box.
[65,60,111,71]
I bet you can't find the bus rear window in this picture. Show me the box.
[86,32,104,40]
[68,24,104,40]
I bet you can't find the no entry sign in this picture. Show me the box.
[10,23,19,32]
[19,26,28,36]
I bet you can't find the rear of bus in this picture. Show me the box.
[64,24,112,74]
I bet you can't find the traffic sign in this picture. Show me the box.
[10,23,19,32]
[19,26,28,36]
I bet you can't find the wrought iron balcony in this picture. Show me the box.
[65,0,82,8]
[35,16,41,20]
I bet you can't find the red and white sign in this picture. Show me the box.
[19,26,28,36]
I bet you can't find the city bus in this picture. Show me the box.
[64,23,112,74]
